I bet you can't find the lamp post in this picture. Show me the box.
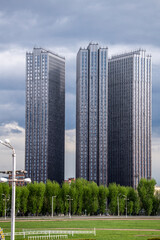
[52,196,56,218]
[0,139,16,240]
[2,194,9,220]
[117,193,122,217]
[0,139,31,240]
[66,195,73,218]
[117,195,119,217]
[123,195,129,218]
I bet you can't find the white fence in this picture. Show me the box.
[28,235,68,240]
[4,228,96,237]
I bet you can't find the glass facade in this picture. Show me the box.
[108,50,152,188]
[76,43,108,186]
[25,48,65,184]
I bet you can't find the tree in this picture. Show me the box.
[0,184,3,216]
[137,178,156,215]
[43,180,60,215]
[20,186,29,215]
[36,182,45,214]
[83,183,92,215]
[127,187,140,215]
[15,186,21,215]
[117,185,127,215]
[27,182,45,215]
[75,179,84,215]
[108,183,118,215]
[89,181,99,215]
[70,181,77,215]
[61,182,70,214]
[98,185,109,214]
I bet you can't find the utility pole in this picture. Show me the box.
[117,195,119,217]
[52,196,56,218]
[2,194,9,220]
[123,195,129,218]
[66,195,73,218]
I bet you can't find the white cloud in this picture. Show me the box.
[0,47,25,82]
[0,122,25,171]
[65,129,75,179]
[152,136,160,185]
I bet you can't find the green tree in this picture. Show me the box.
[15,186,21,215]
[117,185,127,215]
[0,183,3,216]
[98,185,109,214]
[89,181,99,215]
[36,182,45,214]
[152,190,160,215]
[108,183,118,215]
[137,178,156,215]
[83,183,92,215]
[44,180,60,215]
[75,179,84,215]
[27,182,45,215]
[127,187,140,215]
[70,181,77,215]
[61,182,70,214]
[20,186,29,215]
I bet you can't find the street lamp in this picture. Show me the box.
[117,193,121,217]
[0,139,31,240]
[52,196,56,218]
[0,139,16,240]
[66,195,73,218]
[2,194,9,220]
[123,195,129,218]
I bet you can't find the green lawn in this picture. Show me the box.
[0,219,160,240]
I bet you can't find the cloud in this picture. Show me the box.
[0,122,25,171]
[0,48,25,90]
[65,129,75,179]
[0,90,25,127]
[152,135,160,185]
[0,0,159,48]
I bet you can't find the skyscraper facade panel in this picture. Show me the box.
[108,50,152,188]
[25,48,65,184]
[76,43,108,185]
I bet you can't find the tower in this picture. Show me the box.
[108,50,152,188]
[76,43,108,185]
[25,48,65,184]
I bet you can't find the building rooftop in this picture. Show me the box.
[110,49,151,60]
[27,47,65,60]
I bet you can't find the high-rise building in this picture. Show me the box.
[25,48,65,184]
[76,43,108,185]
[108,50,152,188]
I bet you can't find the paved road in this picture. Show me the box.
[0,215,160,222]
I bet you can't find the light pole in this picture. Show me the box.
[0,139,16,240]
[117,193,122,217]
[66,195,73,218]
[117,195,119,217]
[0,139,31,240]
[123,195,129,218]
[2,194,9,220]
[52,196,56,218]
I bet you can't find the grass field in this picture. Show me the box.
[0,218,160,240]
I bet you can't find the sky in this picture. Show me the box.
[0,0,160,184]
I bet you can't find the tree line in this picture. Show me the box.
[0,178,159,217]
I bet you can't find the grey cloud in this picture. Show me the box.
[0,0,160,49]
[65,93,76,130]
